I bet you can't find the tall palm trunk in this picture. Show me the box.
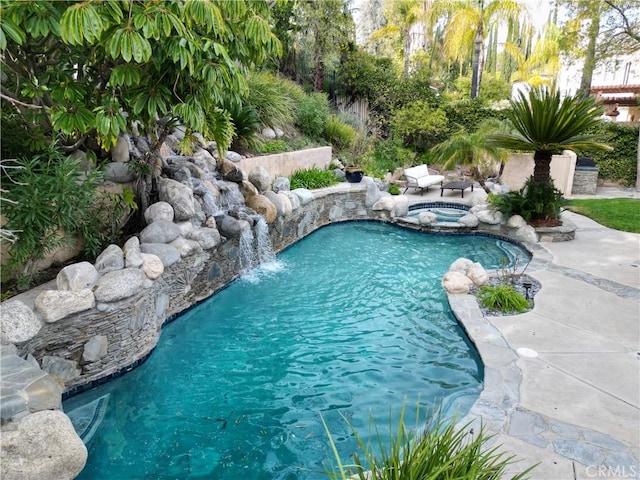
[470,18,484,99]
[533,150,553,186]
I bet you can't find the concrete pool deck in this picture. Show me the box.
[406,184,640,479]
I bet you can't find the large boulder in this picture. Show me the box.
[238,180,259,198]
[215,215,243,239]
[169,237,202,257]
[220,158,244,182]
[248,166,271,192]
[281,191,301,211]
[225,150,243,162]
[110,134,130,162]
[418,211,437,226]
[56,262,99,291]
[391,196,409,217]
[515,225,538,243]
[93,268,147,303]
[0,410,88,480]
[264,190,292,217]
[261,127,276,139]
[139,220,182,244]
[272,176,290,193]
[0,301,43,344]
[365,178,383,208]
[458,214,479,228]
[246,194,277,223]
[441,271,474,294]
[144,201,175,224]
[187,227,222,250]
[158,177,196,221]
[291,188,314,206]
[139,243,181,267]
[140,253,164,280]
[467,262,489,286]
[94,244,124,273]
[34,290,95,323]
[449,258,474,274]
[104,162,133,183]
[475,208,504,225]
[123,236,143,268]
[507,214,527,229]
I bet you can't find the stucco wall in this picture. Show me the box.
[237,146,333,181]
[500,151,577,195]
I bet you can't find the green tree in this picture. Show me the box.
[441,0,523,99]
[430,119,508,192]
[488,87,610,189]
[1,0,282,208]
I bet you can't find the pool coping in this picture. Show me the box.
[448,239,640,478]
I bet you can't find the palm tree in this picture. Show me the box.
[442,0,523,98]
[487,86,611,189]
[430,119,508,193]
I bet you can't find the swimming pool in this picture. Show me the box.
[64,222,530,479]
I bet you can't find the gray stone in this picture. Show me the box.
[553,439,606,466]
[144,201,175,224]
[25,375,63,411]
[225,150,243,162]
[0,301,43,344]
[281,191,301,210]
[514,225,538,243]
[365,178,383,207]
[272,177,290,193]
[390,196,408,217]
[239,180,259,198]
[215,215,243,239]
[140,244,181,267]
[220,158,244,182]
[170,237,202,257]
[82,335,108,362]
[104,162,133,183]
[458,214,479,227]
[94,244,125,273]
[371,196,395,212]
[549,420,581,440]
[140,220,182,244]
[208,263,223,280]
[175,220,194,236]
[41,356,81,383]
[140,253,164,279]
[604,452,639,475]
[187,227,222,250]
[158,177,196,221]
[261,127,276,139]
[274,127,284,138]
[93,268,147,302]
[418,211,437,225]
[1,394,28,422]
[584,430,630,451]
[508,409,548,438]
[34,289,95,323]
[507,214,527,228]
[264,190,291,217]
[110,134,130,162]
[441,271,474,294]
[124,236,144,268]
[291,188,314,206]
[476,208,504,225]
[0,410,88,480]
[56,261,99,291]
[248,165,271,192]
[191,148,215,169]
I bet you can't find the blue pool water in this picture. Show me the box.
[64,222,530,480]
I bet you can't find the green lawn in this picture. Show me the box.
[565,198,640,233]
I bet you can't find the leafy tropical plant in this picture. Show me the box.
[477,283,530,313]
[489,177,566,224]
[1,145,103,289]
[430,119,509,193]
[289,167,340,190]
[322,403,535,480]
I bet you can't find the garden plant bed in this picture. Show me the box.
[471,274,541,317]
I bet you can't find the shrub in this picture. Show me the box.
[227,103,262,151]
[323,403,535,480]
[489,177,565,222]
[289,167,340,190]
[1,145,103,289]
[246,72,303,130]
[324,115,357,151]
[255,139,289,154]
[478,283,530,313]
[579,122,638,186]
[361,137,414,178]
[295,92,331,139]
[388,184,401,195]
[392,101,449,151]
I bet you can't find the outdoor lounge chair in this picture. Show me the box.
[403,165,445,195]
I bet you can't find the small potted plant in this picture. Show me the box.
[342,158,365,183]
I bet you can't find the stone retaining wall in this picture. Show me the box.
[14,186,371,394]
[571,166,599,195]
